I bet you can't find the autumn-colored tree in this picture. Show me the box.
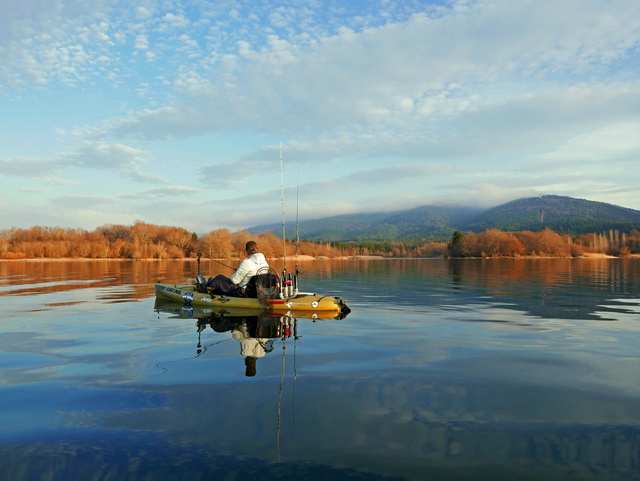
[1,221,636,260]
[475,230,525,257]
[536,228,571,256]
[619,245,632,256]
[198,229,234,259]
[515,229,571,256]
[416,242,448,257]
[161,226,194,256]
[447,230,525,257]
[97,224,132,243]
[256,232,286,258]
[232,230,254,257]
[124,221,158,258]
[0,229,11,254]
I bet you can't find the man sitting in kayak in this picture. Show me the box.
[205,241,269,297]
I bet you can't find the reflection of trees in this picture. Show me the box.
[317,258,640,321]
[446,258,640,320]
[0,260,202,300]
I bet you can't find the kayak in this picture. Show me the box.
[154,282,350,318]
[153,298,347,321]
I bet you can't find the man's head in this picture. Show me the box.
[245,241,258,255]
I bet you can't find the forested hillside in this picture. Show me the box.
[3,196,640,260]
[251,196,640,241]
[466,196,640,234]
[253,205,483,241]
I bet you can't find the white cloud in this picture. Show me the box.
[162,12,190,28]
[50,195,118,208]
[0,157,66,177]
[1,0,640,231]
[538,121,640,162]
[135,34,149,50]
[104,0,640,144]
[123,186,202,199]
[70,141,149,170]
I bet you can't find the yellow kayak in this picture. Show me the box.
[153,298,346,321]
[154,282,350,318]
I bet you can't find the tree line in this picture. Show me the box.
[1,222,639,260]
[0,223,346,260]
[448,228,640,258]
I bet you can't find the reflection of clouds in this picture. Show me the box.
[0,438,408,480]
[94,372,640,479]
[2,258,640,480]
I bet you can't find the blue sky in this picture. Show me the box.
[1,0,639,234]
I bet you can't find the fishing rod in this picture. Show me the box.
[279,141,287,271]
[197,251,236,274]
[295,167,300,270]
[277,142,301,297]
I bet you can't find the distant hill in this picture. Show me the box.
[249,196,640,242]
[466,195,640,234]
[251,205,483,242]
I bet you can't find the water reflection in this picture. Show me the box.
[154,299,348,378]
[2,259,640,480]
[333,258,640,322]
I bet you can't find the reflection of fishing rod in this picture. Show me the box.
[277,329,287,461]
[292,318,298,446]
[275,316,298,461]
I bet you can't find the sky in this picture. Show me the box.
[1,0,639,234]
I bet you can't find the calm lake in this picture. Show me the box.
[1,258,640,481]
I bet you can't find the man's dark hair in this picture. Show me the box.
[245,241,258,253]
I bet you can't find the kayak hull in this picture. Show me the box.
[154,283,349,315]
[153,298,345,320]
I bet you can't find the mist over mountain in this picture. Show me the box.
[249,196,640,242]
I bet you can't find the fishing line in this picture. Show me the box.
[152,337,232,378]
[209,257,237,272]
[197,251,237,273]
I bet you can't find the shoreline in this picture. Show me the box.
[2,253,640,262]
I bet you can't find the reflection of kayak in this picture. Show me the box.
[154,298,346,321]
[154,282,350,318]
[154,298,259,319]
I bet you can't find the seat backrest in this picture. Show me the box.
[250,267,281,301]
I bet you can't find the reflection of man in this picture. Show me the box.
[232,322,275,377]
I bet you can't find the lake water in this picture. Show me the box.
[1,258,640,481]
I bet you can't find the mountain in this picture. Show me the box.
[466,195,640,234]
[249,196,640,242]
[251,205,483,242]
